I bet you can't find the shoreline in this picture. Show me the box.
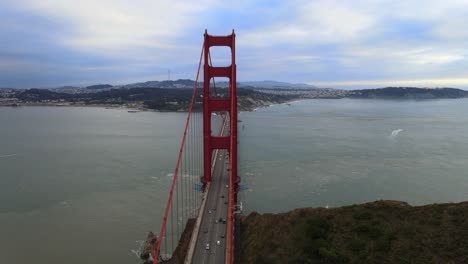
[0,99,308,112]
[0,103,154,112]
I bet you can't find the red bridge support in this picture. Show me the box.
[202,30,239,196]
[202,30,239,264]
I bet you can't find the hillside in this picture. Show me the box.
[119,79,316,89]
[349,87,468,99]
[237,201,468,264]
[0,87,294,111]
[86,84,113,90]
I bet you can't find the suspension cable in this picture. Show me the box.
[154,41,205,264]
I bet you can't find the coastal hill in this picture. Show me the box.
[2,83,468,111]
[85,84,113,90]
[240,80,316,89]
[237,200,468,264]
[0,87,293,111]
[349,87,468,99]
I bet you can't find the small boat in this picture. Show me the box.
[128,110,139,113]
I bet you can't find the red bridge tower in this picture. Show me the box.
[202,30,240,202]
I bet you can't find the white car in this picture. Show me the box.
[216,241,221,246]
[205,243,210,250]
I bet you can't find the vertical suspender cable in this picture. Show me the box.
[170,181,174,252]
[154,42,204,264]
[187,119,191,218]
[189,113,193,217]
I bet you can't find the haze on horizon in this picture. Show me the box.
[2,0,468,89]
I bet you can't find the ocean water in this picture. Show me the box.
[239,99,468,213]
[1,99,468,263]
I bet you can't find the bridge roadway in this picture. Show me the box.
[192,147,230,262]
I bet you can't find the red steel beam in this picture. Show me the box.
[209,98,231,112]
[208,66,232,78]
[203,30,238,264]
[203,31,235,184]
[210,136,230,149]
[202,31,212,184]
[226,30,237,264]
[206,35,233,47]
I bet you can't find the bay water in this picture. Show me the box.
[1,99,468,263]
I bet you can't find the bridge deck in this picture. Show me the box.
[192,123,230,263]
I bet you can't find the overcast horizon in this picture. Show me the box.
[2,1,468,89]
[3,79,468,91]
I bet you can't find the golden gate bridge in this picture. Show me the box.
[141,30,240,264]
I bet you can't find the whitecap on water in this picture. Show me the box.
[58,200,71,207]
[390,129,404,138]
[130,249,141,258]
[131,240,145,259]
[0,153,19,158]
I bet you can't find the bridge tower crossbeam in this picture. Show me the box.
[202,30,239,264]
[202,30,239,196]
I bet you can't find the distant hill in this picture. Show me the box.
[240,80,316,89]
[120,79,317,89]
[2,86,295,111]
[349,87,468,99]
[55,86,80,90]
[121,79,195,89]
[2,79,318,90]
[86,84,113,90]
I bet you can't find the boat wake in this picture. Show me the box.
[390,129,404,138]
[0,153,18,159]
[130,240,145,258]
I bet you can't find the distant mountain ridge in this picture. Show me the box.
[119,79,316,89]
[240,80,316,89]
[349,87,468,99]
[86,84,113,90]
[120,79,195,89]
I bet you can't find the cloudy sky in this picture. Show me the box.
[2,0,468,89]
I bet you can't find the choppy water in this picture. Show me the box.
[239,99,468,213]
[1,99,468,263]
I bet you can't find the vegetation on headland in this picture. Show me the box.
[237,200,468,264]
[348,87,468,99]
[0,87,294,111]
[1,85,468,111]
